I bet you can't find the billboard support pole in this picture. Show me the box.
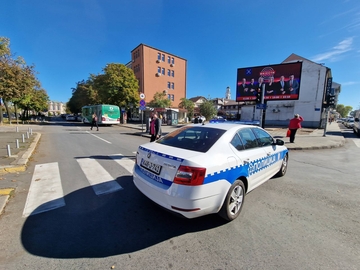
[260,84,266,128]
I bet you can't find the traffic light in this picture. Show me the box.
[256,88,262,104]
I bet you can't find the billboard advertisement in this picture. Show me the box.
[236,62,303,102]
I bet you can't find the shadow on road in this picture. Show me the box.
[21,175,226,258]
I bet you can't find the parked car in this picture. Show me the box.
[66,115,76,121]
[133,123,288,221]
[344,118,354,128]
[352,118,360,136]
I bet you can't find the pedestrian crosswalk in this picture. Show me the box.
[22,154,135,217]
[352,139,360,148]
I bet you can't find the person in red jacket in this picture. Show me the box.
[288,114,304,143]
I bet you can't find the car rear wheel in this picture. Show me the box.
[219,180,245,221]
[275,153,288,177]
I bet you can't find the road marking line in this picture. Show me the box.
[86,131,112,144]
[77,158,123,195]
[23,162,65,217]
[109,154,135,174]
[352,139,360,148]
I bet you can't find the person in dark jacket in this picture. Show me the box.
[149,112,162,142]
[288,114,303,143]
[90,112,99,131]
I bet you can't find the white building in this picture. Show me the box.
[47,101,66,115]
[240,54,341,128]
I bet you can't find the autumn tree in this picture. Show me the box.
[0,36,48,123]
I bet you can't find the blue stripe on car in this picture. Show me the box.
[138,146,288,187]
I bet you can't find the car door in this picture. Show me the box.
[251,127,283,178]
[230,127,270,191]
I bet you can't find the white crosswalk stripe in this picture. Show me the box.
[109,154,134,174]
[77,158,124,195]
[23,162,65,217]
[23,155,135,217]
[352,139,360,148]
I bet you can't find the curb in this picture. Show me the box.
[0,188,14,216]
[0,132,41,174]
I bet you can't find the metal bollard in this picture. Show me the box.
[22,134,25,143]
[30,128,33,135]
[16,126,19,132]
[7,145,11,157]
[16,139,19,149]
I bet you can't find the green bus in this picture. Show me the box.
[81,104,121,125]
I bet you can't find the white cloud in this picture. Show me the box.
[311,37,353,62]
[341,81,359,86]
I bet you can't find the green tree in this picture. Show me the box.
[336,104,353,117]
[0,36,47,123]
[67,79,97,113]
[199,99,217,121]
[93,63,139,108]
[178,97,195,120]
[148,91,172,108]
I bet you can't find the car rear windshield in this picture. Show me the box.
[157,126,226,153]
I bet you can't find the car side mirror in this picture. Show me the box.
[273,139,284,146]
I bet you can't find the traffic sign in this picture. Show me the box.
[139,105,146,111]
[256,103,267,110]
[140,99,146,106]
[140,93,145,99]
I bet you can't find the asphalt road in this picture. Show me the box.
[0,122,359,269]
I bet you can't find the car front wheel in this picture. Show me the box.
[219,180,245,221]
[275,153,288,177]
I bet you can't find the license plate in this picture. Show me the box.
[140,159,162,175]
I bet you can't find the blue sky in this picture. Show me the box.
[2,0,360,110]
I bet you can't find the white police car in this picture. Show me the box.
[133,123,288,221]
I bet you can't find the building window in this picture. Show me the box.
[162,54,165,62]
[157,53,161,60]
[167,69,170,76]
[171,94,174,101]
[171,57,175,64]
[171,70,174,77]
[168,56,170,63]
[171,82,174,89]
[167,82,171,88]
[168,94,171,100]
[162,68,165,75]
[157,66,161,73]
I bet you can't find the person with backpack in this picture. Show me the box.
[90,112,99,131]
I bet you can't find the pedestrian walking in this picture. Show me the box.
[288,114,303,143]
[149,112,162,142]
[90,112,99,131]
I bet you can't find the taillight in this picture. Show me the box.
[136,152,139,164]
[102,117,105,121]
[173,166,206,186]
[117,118,120,122]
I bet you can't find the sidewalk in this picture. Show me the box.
[121,121,346,151]
[0,121,345,216]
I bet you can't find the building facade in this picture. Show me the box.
[129,44,187,108]
[47,101,66,116]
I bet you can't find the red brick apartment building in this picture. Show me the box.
[129,44,187,108]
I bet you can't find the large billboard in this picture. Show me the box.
[236,62,303,102]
